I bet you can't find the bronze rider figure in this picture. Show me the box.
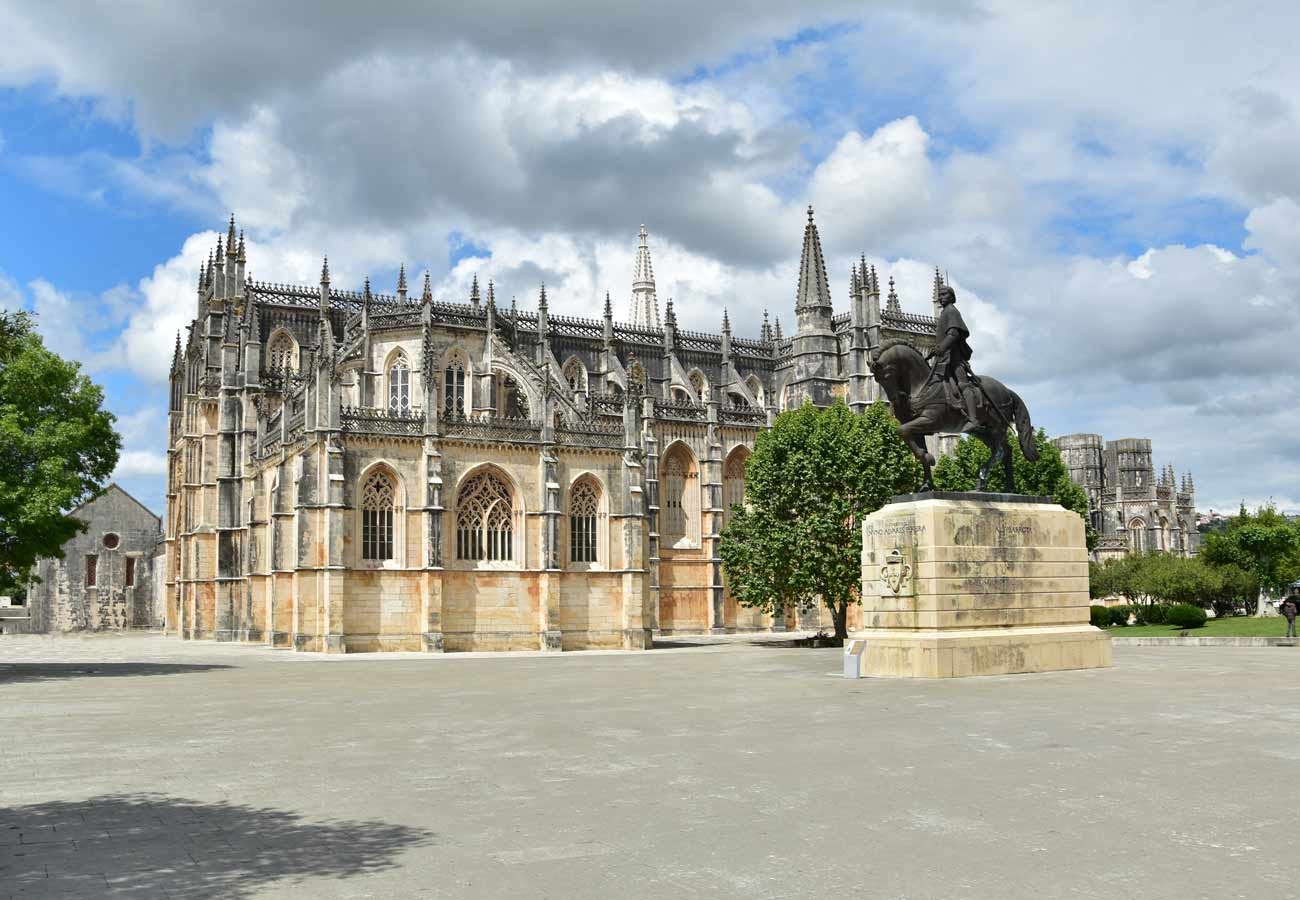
[925,284,981,427]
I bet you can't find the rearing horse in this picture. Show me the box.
[870,342,1038,492]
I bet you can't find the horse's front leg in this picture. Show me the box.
[899,417,938,491]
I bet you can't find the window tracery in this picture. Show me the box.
[456,470,514,562]
[361,471,395,561]
[444,356,466,416]
[570,480,599,563]
[388,354,411,412]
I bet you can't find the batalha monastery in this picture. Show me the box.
[164,210,952,653]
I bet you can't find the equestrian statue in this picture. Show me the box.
[866,283,1037,493]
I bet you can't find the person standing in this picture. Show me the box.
[1282,589,1298,639]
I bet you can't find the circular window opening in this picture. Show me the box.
[102,533,121,550]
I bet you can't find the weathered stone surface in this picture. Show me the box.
[851,495,1111,677]
[22,484,163,635]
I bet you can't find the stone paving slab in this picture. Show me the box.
[3,633,1300,899]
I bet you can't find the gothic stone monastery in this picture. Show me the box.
[165,210,943,652]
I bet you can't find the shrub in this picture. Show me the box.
[1109,605,1132,627]
[1138,603,1171,626]
[1089,605,1111,628]
[1166,603,1208,629]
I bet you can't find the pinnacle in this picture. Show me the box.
[398,263,408,293]
[422,271,432,303]
[320,256,330,283]
[795,206,831,311]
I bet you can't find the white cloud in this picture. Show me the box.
[113,450,167,478]
[5,1,1300,513]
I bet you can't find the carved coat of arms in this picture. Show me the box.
[880,548,911,594]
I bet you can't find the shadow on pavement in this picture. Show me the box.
[0,663,234,684]
[1,793,435,898]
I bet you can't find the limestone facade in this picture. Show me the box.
[851,494,1112,678]
[1052,434,1198,561]
[24,484,163,633]
[165,211,940,652]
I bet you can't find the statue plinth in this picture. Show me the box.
[848,492,1111,678]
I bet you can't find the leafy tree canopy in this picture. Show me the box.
[719,400,922,638]
[932,427,1095,549]
[1199,503,1300,599]
[0,310,120,592]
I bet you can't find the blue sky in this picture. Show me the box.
[1,2,1298,515]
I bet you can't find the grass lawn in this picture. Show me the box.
[1106,615,1296,637]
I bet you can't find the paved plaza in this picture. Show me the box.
[3,635,1300,899]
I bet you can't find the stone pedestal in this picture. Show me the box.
[849,492,1111,678]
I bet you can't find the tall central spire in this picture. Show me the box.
[629,223,661,329]
[795,205,831,313]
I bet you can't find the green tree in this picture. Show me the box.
[1200,504,1300,611]
[719,400,922,639]
[0,310,120,592]
[932,427,1095,549]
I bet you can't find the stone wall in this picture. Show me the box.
[24,485,163,634]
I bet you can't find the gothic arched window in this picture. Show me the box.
[563,357,586,394]
[688,370,706,401]
[388,353,410,412]
[723,449,748,525]
[660,444,698,549]
[501,374,530,419]
[361,470,396,561]
[444,356,466,417]
[268,331,297,372]
[570,479,600,563]
[456,470,514,561]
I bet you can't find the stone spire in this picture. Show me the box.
[486,278,496,310]
[931,266,944,316]
[603,290,613,319]
[774,316,783,343]
[795,205,831,315]
[397,264,408,302]
[761,309,772,343]
[172,332,182,371]
[319,256,330,315]
[629,224,661,329]
[237,230,246,263]
[470,274,481,312]
[886,275,900,313]
[226,215,237,258]
[422,271,432,304]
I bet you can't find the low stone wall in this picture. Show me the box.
[1112,636,1299,647]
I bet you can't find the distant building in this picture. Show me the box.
[20,484,164,633]
[1052,435,1197,561]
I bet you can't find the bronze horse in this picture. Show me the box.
[869,342,1038,492]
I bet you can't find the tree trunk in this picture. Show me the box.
[831,601,848,640]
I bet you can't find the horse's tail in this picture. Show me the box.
[1013,393,1038,461]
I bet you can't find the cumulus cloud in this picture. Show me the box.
[3,1,1300,512]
